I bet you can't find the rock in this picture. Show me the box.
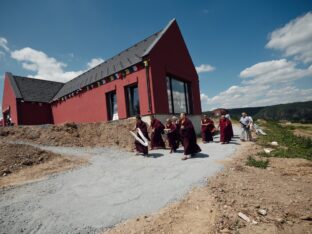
[238,212,251,222]
[286,220,293,225]
[252,220,258,225]
[258,209,267,216]
[2,169,12,176]
[271,141,278,146]
[300,215,312,221]
[220,228,231,233]
[264,148,274,154]
[275,218,284,223]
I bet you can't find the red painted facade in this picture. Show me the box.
[2,73,55,125]
[51,68,149,123]
[148,20,201,114]
[2,74,19,125]
[2,20,202,125]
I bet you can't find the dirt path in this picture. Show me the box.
[105,140,312,234]
[0,127,240,234]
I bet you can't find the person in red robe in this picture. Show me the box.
[201,115,214,143]
[172,116,182,147]
[133,115,150,155]
[179,113,201,160]
[150,116,165,150]
[164,118,179,153]
[225,114,234,140]
[218,115,232,144]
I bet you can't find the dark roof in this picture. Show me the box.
[52,19,176,100]
[8,74,64,103]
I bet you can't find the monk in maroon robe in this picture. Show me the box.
[179,113,201,160]
[201,115,214,143]
[133,115,150,155]
[165,118,179,153]
[218,115,232,144]
[150,116,165,149]
[172,116,182,147]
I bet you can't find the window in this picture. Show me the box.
[126,84,140,117]
[166,76,192,114]
[106,91,118,120]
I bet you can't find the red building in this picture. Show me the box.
[2,19,202,130]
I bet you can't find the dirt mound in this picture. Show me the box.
[0,140,87,188]
[0,140,58,176]
[0,118,137,150]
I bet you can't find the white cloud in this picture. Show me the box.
[0,37,10,52]
[196,64,215,73]
[201,13,312,111]
[87,58,104,69]
[240,59,312,85]
[10,47,104,82]
[266,12,312,63]
[201,83,312,111]
[200,93,209,104]
[201,59,312,110]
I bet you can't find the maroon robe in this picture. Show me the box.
[228,120,234,139]
[175,121,183,147]
[150,119,165,149]
[219,118,232,143]
[201,118,214,142]
[166,122,179,152]
[180,118,201,155]
[135,121,150,154]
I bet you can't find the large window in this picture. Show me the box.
[167,76,192,114]
[126,84,140,117]
[106,91,118,120]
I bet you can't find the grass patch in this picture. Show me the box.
[257,121,312,161]
[246,156,269,169]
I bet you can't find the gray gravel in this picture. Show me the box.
[0,127,240,234]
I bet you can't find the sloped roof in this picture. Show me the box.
[6,19,176,103]
[52,19,176,100]
[8,74,64,103]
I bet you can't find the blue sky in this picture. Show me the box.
[0,0,312,114]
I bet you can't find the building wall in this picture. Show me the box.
[17,101,54,125]
[2,75,18,125]
[51,68,151,124]
[148,20,202,115]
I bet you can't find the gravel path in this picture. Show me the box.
[0,127,240,234]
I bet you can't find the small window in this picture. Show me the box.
[125,84,140,117]
[166,76,192,114]
[106,91,118,120]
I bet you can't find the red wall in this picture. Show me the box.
[51,68,150,124]
[17,101,53,125]
[2,75,18,125]
[148,21,202,115]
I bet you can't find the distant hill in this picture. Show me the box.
[203,101,312,123]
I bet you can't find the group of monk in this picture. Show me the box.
[133,111,234,160]
[133,113,201,160]
[201,113,234,144]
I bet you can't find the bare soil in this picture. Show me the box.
[104,142,312,234]
[0,140,87,188]
[0,119,136,150]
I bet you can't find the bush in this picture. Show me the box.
[246,156,269,169]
